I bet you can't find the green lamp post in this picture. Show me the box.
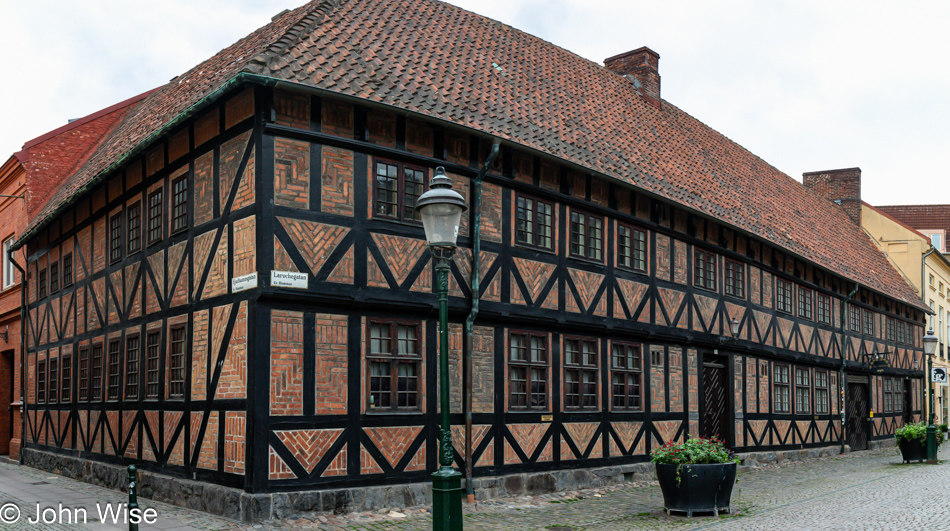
[924,327,939,463]
[416,166,467,531]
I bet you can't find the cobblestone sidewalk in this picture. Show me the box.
[0,460,238,530]
[2,445,948,530]
[257,445,950,530]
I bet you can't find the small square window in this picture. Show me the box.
[617,224,647,272]
[798,287,813,320]
[724,259,745,299]
[694,249,717,291]
[373,160,426,223]
[515,195,555,251]
[776,279,793,314]
[569,210,604,262]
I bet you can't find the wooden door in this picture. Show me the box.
[702,355,730,445]
[847,382,869,451]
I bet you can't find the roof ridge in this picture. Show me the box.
[244,0,342,76]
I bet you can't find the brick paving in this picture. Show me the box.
[1,445,949,529]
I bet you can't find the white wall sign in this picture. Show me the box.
[231,272,258,293]
[932,367,948,383]
[271,270,308,289]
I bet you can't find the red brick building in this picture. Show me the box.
[12,0,929,520]
[0,92,149,460]
[0,156,26,460]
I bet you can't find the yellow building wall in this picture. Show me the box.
[863,204,950,425]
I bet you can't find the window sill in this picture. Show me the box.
[568,253,605,266]
[617,265,648,276]
[513,243,557,256]
[365,409,423,415]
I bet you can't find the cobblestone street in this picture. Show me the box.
[1,445,949,530]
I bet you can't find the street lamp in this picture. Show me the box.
[416,167,467,531]
[923,327,939,462]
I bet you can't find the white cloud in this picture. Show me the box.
[2,0,947,205]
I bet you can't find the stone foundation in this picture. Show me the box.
[22,444,853,522]
[736,445,846,468]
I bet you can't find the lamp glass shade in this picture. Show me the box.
[924,328,938,355]
[729,318,740,338]
[419,202,464,247]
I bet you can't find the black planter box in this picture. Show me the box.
[898,438,927,463]
[655,462,737,517]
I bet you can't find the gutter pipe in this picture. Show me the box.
[922,246,937,424]
[840,282,859,453]
[9,247,26,464]
[463,140,499,503]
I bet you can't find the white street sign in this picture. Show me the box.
[932,367,948,383]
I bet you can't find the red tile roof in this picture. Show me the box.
[21,0,925,309]
[14,91,153,218]
[876,205,950,236]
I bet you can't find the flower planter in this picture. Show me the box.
[655,462,737,517]
[898,438,928,463]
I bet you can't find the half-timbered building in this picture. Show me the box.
[12,0,930,519]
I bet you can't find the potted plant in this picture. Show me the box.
[650,437,738,516]
[895,422,945,463]
[939,423,948,433]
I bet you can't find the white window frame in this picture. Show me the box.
[2,238,15,289]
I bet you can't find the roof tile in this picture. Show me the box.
[24,0,924,309]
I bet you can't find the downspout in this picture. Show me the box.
[463,140,499,503]
[840,282,859,453]
[9,247,26,464]
[922,246,937,425]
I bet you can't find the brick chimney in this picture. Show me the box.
[802,167,862,225]
[604,47,661,109]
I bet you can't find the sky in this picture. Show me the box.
[1,0,947,206]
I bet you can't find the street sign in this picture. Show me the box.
[932,367,948,383]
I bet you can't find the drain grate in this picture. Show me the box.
[547,527,574,531]
[29,481,49,485]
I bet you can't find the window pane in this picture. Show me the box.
[510,367,527,408]
[403,168,424,221]
[510,334,526,361]
[530,368,546,408]
[375,163,398,217]
[397,325,418,356]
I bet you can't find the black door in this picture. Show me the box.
[904,379,913,425]
[0,351,11,455]
[847,382,869,451]
[702,355,730,445]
